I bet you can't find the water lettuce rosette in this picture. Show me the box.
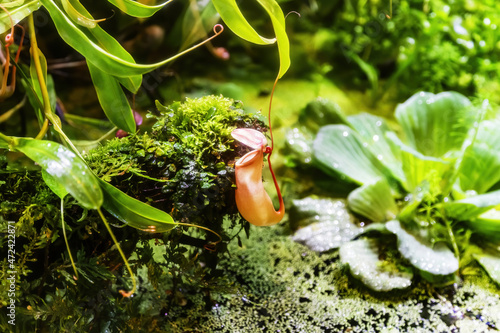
[290,92,500,290]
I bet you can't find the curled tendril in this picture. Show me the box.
[213,24,224,35]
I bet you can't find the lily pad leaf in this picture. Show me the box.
[99,179,177,232]
[348,178,398,222]
[444,189,500,221]
[476,253,500,285]
[387,132,452,192]
[313,125,388,185]
[290,197,361,252]
[339,238,413,292]
[395,91,473,157]
[467,208,500,241]
[13,138,103,210]
[348,113,405,185]
[458,120,500,194]
[386,220,458,277]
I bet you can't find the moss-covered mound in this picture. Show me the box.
[0,95,265,331]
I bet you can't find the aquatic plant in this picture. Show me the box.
[288,91,500,290]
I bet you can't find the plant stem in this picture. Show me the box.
[61,198,78,278]
[28,14,52,118]
[97,208,137,297]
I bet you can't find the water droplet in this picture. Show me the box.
[484,18,491,25]
[342,131,349,137]
[377,155,383,160]
[376,120,382,127]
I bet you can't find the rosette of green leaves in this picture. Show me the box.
[290,91,500,289]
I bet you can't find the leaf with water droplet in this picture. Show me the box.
[458,119,500,194]
[13,138,103,209]
[444,189,500,221]
[395,91,473,157]
[313,125,389,185]
[339,238,414,291]
[348,178,398,222]
[386,132,452,192]
[386,220,458,278]
[348,113,405,186]
[291,197,361,252]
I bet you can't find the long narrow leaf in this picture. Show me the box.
[60,0,142,92]
[87,62,136,133]
[40,0,220,79]
[99,179,177,232]
[213,0,290,78]
[13,138,103,210]
[0,0,41,34]
[108,0,173,18]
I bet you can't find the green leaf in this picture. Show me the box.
[99,179,177,232]
[348,113,405,185]
[313,125,388,185]
[180,0,219,51]
[58,0,143,93]
[444,190,500,221]
[108,0,172,18]
[387,132,452,192]
[467,208,500,241]
[61,0,103,28]
[298,97,348,133]
[87,62,136,133]
[458,120,500,193]
[347,178,398,222]
[386,220,458,277]
[290,197,361,252]
[0,0,41,35]
[476,252,500,285]
[40,0,144,81]
[212,0,275,45]
[339,238,413,292]
[42,170,69,199]
[395,91,473,157]
[13,138,103,209]
[212,0,290,78]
